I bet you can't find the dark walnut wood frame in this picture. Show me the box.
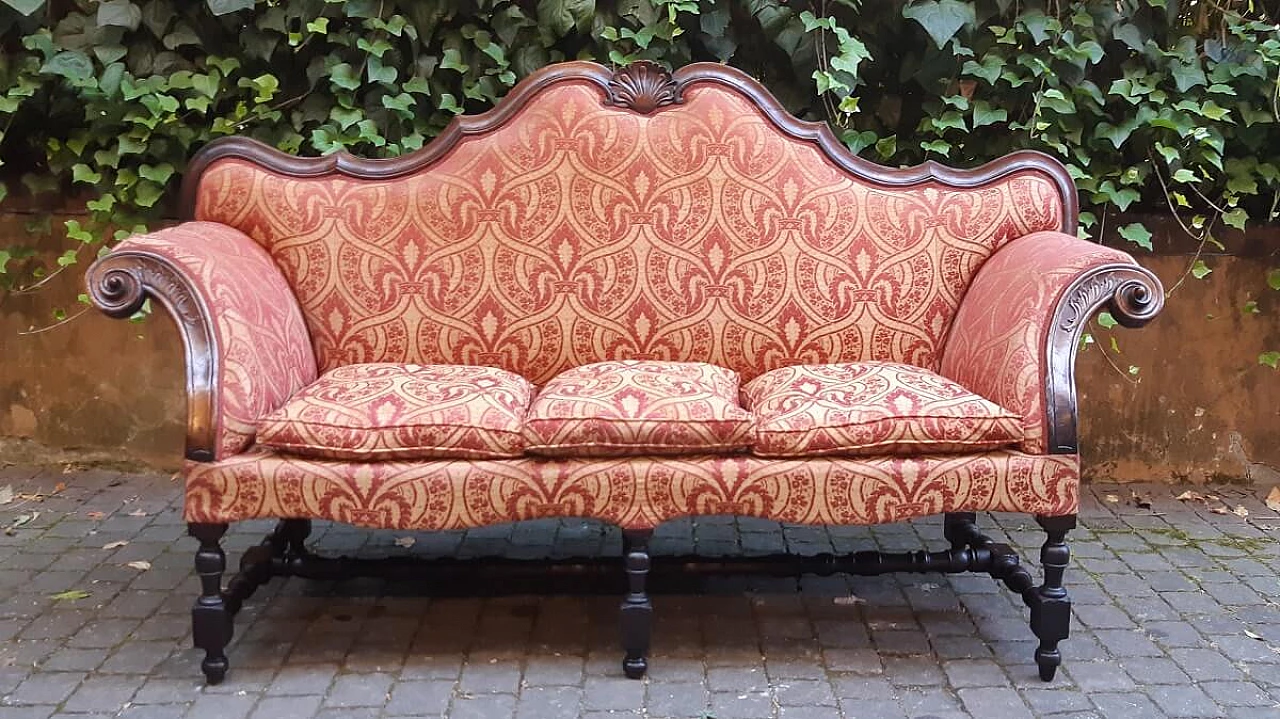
[85,60,1164,686]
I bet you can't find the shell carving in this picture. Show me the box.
[606,61,682,114]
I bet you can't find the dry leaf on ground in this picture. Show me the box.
[125,561,151,571]
[834,595,867,605]
[52,482,66,494]
[1105,493,1121,503]
[394,536,415,548]
[1266,487,1280,513]
[127,509,148,517]
[1234,505,1250,518]
[49,590,90,601]
[1176,490,1206,503]
[1210,505,1231,515]
[85,511,105,519]
[1245,629,1265,641]
[101,541,129,550]
[0,485,13,505]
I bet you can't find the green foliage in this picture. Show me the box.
[0,0,1276,311]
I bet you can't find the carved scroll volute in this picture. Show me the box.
[86,252,219,462]
[1045,263,1165,454]
[606,61,682,114]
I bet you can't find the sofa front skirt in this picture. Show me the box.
[183,449,1079,530]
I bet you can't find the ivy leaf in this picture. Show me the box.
[367,57,397,85]
[903,0,975,49]
[1267,269,1280,291]
[329,63,360,91]
[98,0,142,31]
[1172,168,1198,183]
[41,51,94,83]
[1097,311,1118,329]
[1118,222,1153,251]
[1259,352,1280,369]
[205,0,254,15]
[71,164,101,185]
[0,249,9,274]
[138,163,174,185]
[962,56,1002,85]
[1113,23,1145,51]
[440,48,469,74]
[1190,260,1212,279]
[1171,62,1207,92]
[921,139,951,156]
[538,0,596,36]
[1222,208,1247,230]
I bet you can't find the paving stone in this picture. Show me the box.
[383,679,453,716]
[321,672,393,708]
[583,676,644,711]
[59,674,144,713]
[646,682,708,717]
[1147,684,1223,718]
[451,693,516,719]
[956,687,1033,719]
[515,686,582,719]
[6,672,84,706]
[183,694,255,719]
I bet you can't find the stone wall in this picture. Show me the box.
[1,211,1277,481]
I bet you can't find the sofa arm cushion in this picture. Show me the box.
[939,231,1163,455]
[86,221,317,460]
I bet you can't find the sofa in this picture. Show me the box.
[85,60,1163,685]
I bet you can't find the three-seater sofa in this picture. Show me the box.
[86,60,1163,685]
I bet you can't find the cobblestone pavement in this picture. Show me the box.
[1,466,1279,719]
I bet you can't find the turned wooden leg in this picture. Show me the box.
[1030,514,1075,681]
[620,528,653,680]
[944,512,978,551]
[281,519,311,564]
[189,522,232,685]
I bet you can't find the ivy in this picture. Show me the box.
[0,0,1275,330]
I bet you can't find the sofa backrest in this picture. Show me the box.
[185,62,1074,385]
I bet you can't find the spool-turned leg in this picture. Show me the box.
[1030,514,1075,681]
[620,529,653,680]
[189,522,232,684]
[944,512,978,551]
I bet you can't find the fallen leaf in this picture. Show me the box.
[1210,505,1231,515]
[102,541,129,550]
[834,594,867,605]
[1266,486,1280,513]
[1234,505,1250,518]
[53,482,66,494]
[1245,629,1265,641]
[49,590,90,601]
[1176,490,1205,503]
[85,511,105,520]
[394,536,415,548]
[1105,493,1121,504]
[1130,490,1153,510]
[5,511,39,536]
[127,509,148,517]
[0,485,12,505]
[124,561,151,571]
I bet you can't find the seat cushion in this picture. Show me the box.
[524,360,754,457]
[742,362,1023,457]
[256,363,535,460]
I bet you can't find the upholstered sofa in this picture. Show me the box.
[86,60,1163,685]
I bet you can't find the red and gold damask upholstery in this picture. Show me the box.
[112,223,317,459]
[523,360,753,457]
[256,363,534,460]
[191,79,1065,384]
[940,231,1138,454]
[182,448,1079,530]
[742,362,1022,458]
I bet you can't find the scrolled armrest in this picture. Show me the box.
[940,231,1163,455]
[86,221,317,461]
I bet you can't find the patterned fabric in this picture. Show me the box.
[114,223,317,458]
[256,363,535,460]
[524,360,752,457]
[940,231,1138,454]
[182,448,1079,529]
[742,362,1022,457]
[192,79,1066,384]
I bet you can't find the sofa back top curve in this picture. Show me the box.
[184,61,1074,384]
